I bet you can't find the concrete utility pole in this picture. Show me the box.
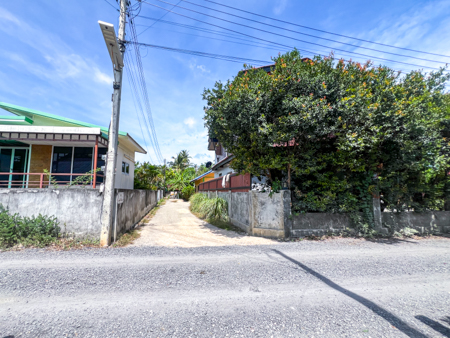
[99,0,129,247]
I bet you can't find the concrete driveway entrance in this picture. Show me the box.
[131,199,274,247]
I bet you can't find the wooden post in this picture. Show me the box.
[39,173,43,189]
[93,137,99,188]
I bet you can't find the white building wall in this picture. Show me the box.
[114,145,135,189]
[214,164,234,179]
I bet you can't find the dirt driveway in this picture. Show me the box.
[131,199,275,247]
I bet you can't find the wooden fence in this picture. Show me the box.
[198,173,251,193]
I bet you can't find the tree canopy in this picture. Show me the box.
[203,50,450,214]
[134,150,210,192]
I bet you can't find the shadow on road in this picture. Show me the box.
[272,249,427,338]
[415,315,450,337]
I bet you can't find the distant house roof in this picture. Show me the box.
[190,170,213,183]
[0,102,146,154]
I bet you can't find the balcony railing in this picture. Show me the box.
[0,172,104,189]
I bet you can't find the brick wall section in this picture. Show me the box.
[29,145,52,185]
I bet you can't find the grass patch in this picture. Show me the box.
[190,193,228,221]
[189,194,244,233]
[112,229,141,247]
[47,237,101,251]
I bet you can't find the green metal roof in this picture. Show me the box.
[0,102,147,154]
[0,115,33,125]
[0,102,126,137]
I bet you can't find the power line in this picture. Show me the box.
[177,0,448,65]
[139,2,341,65]
[146,0,446,70]
[129,23,164,163]
[126,12,164,163]
[136,23,294,53]
[140,0,444,71]
[138,0,183,36]
[200,0,450,59]
[124,53,154,163]
[103,0,119,11]
[125,40,271,65]
[137,18,405,65]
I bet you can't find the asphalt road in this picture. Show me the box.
[1,238,450,337]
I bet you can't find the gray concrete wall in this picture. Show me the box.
[0,188,103,237]
[0,188,162,240]
[290,213,351,237]
[229,192,251,233]
[198,191,450,239]
[250,191,289,238]
[382,211,450,234]
[115,189,160,235]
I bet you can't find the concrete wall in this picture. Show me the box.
[230,192,251,233]
[114,189,161,235]
[0,188,103,237]
[290,213,351,237]
[250,191,290,238]
[201,190,450,239]
[0,188,162,240]
[382,211,450,234]
[202,190,289,238]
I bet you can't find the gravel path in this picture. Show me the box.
[1,238,450,337]
[131,199,275,247]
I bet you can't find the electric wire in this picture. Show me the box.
[128,17,164,163]
[126,42,161,163]
[138,0,183,37]
[125,41,271,65]
[125,53,154,163]
[136,23,293,53]
[136,18,401,64]
[200,0,450,59]
[139,2,339,65]
[142,0,444,70]
[177,0,447,65]
[103,0,119,11]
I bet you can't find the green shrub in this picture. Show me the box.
[0,206,60,248]
[181,185,195,201]
[189,193,228,221]
[190,193,208,213]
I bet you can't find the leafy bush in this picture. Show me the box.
[203,50,450,219]
[189,193,228,221]
[181,185,195,201]
[0,206,60,248]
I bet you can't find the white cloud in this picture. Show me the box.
[94,69,113,84]
[184,117,196,128]
[188,61,210,74]
[273,0,288,15]
[0,6,112,86]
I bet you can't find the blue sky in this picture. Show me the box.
[1,0,450,164]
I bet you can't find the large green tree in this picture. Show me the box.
[203,50,450,214]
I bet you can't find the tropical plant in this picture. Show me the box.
[169,150,191,171]
[181,185,195,200]
[134,162,163,190]
[203,50,450,219]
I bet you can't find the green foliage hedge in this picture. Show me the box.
[0,206,60,248]
[181,185,195,201]
[203,50,450,216]
[190,193,228,221]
